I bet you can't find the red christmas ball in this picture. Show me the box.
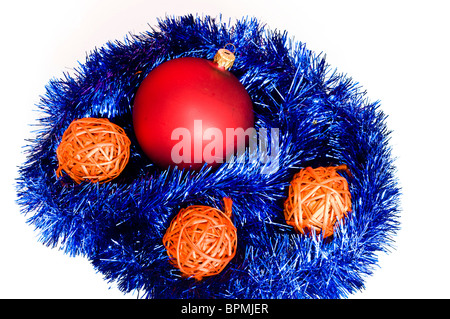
[132,51,254,170]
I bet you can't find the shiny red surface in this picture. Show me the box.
[133,57,254,169]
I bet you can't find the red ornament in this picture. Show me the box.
[132,47,254,170]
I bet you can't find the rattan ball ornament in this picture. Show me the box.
[56,118,131,184]
[284,165,352,238]
[162,197,237,280]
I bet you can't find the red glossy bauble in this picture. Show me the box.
[133,56,254,170]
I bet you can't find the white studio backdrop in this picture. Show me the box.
[1,0,449,298]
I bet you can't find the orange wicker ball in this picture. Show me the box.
[56,118,131,184]
[284,165,352,238]
[162,198,237,280]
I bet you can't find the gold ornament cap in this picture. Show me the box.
[213,44,236,70]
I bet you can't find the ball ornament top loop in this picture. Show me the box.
[213,44,236,70]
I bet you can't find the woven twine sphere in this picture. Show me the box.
[162,198,237,280]
[284,165,352,238]
[56,118,131,184]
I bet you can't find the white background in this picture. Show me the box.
[1,0,449,299]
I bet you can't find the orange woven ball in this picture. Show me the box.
[284,165,352,238]
[56,118,131,184]
[162,198,237,280]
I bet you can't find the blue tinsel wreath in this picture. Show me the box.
[16,15,400,298]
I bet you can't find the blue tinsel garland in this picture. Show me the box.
[16,15,400,298]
